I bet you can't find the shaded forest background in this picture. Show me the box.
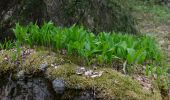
[0,0,170,40]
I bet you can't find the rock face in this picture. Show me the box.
[0,74,96,100]
[0,76,55,100]
[52,79,65,94]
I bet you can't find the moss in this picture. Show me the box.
[0,49,162,99]
[46,64,162,100]
[46,64,94,89]
[21,50,65,74]
[0,49,65,74]
[0,50,16,74]
[21,51,51,74]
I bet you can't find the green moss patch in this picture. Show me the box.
[0,50,16,74]
[46,64,162,99]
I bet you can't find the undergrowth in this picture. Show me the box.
[13,22,162,65]
[129,0,170,24]
[0,39,14,50]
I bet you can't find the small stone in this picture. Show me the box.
[17,70,25,79]
[90,71,103,78]
[52,79,65,94]
[54,66,59,69]
[4,57,8,61]
[84,70,93,76]
[40,62,48,71]
[4,55,9,61]
[51,63,60,69]
[51,64,55,67]
[76,67,86,75]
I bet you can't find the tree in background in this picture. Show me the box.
[0,0,138,41]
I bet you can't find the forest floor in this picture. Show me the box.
[139,16,170,70]
[140,24,170,100]
[141,24,170,67]
[132,1,170,71]
[135,3,170,99]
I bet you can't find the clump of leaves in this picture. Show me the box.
[145,64,169,94]
[0,39,14,50]
[145,64,167,77]
[13,22,162,65]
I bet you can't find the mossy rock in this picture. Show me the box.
[0,49,162,99]
[46,64,162,100]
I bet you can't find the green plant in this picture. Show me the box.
[15,40,21,56]
[13,22,162,66]
[145,64,167,77]
[0,39,14,50]
[145,64,169,94]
